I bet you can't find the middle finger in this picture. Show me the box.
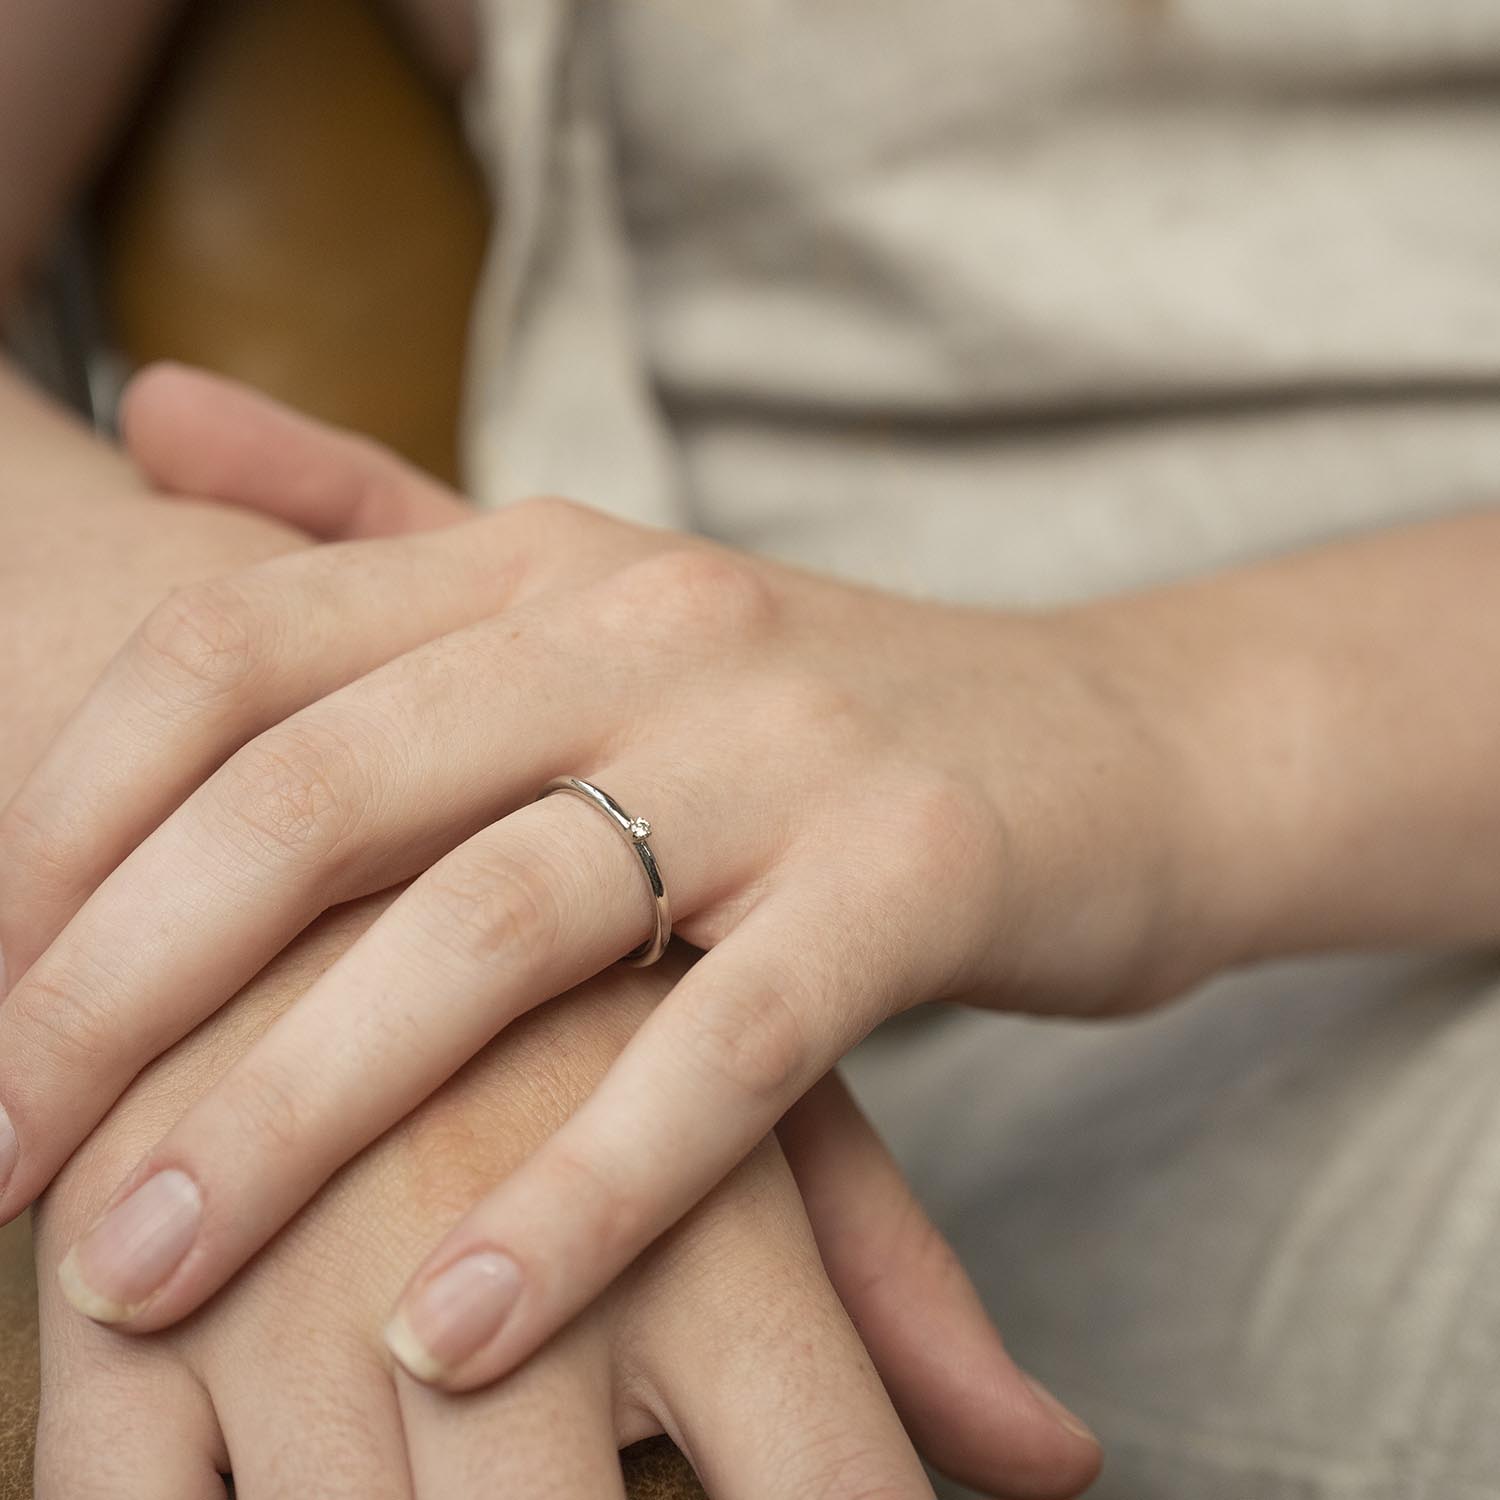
[0,591,646,1221]
[52,765,768,1330]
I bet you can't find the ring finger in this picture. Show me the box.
[52,765,767,1329]
[0,589,662,1221]
[0,482,637,993]
[0,522,525,987]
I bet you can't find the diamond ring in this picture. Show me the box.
[537,776,671,966]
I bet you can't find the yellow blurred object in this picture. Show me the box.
[99,0,489,484]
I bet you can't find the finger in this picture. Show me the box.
[642,1191,934,1500]
[0,518,552,987]
[781,1073,1102,1499]
[385,887,901,1392]
[122,362,470,538]
[49,792,678,1328]
[0,590,649,1227]
[50,761,749,1329]
[212,1344,413,1500]
[399,1330,626,1499]
[35,1341,224,1500]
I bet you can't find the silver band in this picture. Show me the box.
[538,776,671,966]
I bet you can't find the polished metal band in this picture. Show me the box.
[538,776,671,966]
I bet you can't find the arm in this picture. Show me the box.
[1076,508,1500,971]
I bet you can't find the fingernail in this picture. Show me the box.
[57,1169,202,1322]
[385,1250,522,1382]
[0,1102,16,1195]
[1025,1374,1098,1444]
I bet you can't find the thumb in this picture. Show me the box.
[779,1073,1102,1500]
[120,362,472,539]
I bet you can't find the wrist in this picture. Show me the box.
[978,602,1261,1016]
[1043,587,1323,995]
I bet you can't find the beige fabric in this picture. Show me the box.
[464,0,1500,602]
[845,951,1500,1499]
[461,5,1500,1495]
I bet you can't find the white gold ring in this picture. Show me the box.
[538,776,671,966]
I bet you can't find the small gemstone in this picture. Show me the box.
[628,817,652,840]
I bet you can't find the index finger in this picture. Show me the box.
[0,522,520,989]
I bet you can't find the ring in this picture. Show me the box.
[538,776,671,966]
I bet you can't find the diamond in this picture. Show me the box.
[628,817,652,840]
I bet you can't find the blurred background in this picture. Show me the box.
[7,0,486,485]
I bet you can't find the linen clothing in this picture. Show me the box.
[462,4,1500,1493]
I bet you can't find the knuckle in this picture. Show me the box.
[601,546,776,644]
[769,671,870,747]
[492,495,602,592]
[2,965,121,1077]
[421,844,563,968]
[131,577,266,703]
[547,1144,645,1261]
[209,719,367,866]
[882,767,997,886]
[219,1059,311,1159]
[775,1423,915,1500]
[0,794,77,909]
[680,980,808,1105]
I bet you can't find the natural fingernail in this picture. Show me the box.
[1025,1374,1098,1444]
[57,1169,202,1322]
[385,1250,522,1382]
[0,1103,16,1195]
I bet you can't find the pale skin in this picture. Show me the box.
[35,903,1099,1500]
[5,360,1500,1402]
[0,419,1100,1499]
[7,0,1500,1485]
[0,1,1104,1496]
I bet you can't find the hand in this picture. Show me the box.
[0,365,1216,1390]
[31,896,1102,1499]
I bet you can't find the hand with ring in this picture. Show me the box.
[0,364,1226,1396]
[33,898,1102,1500]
